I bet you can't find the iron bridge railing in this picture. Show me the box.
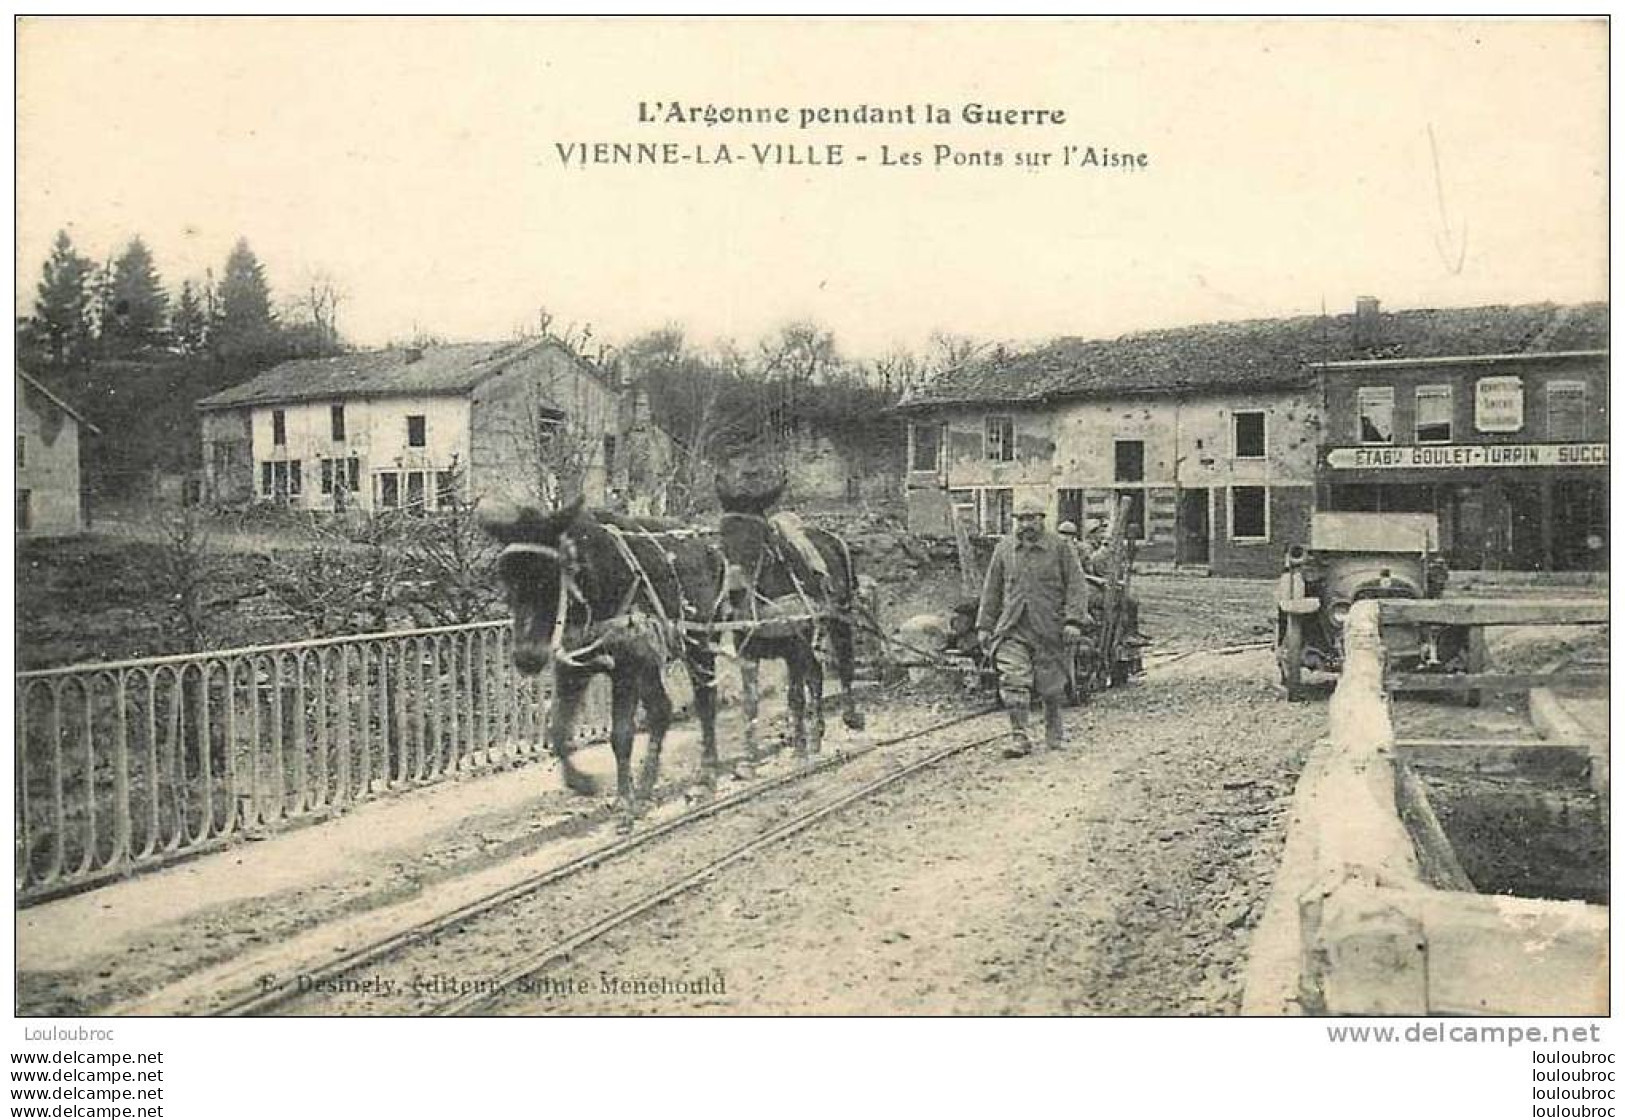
[13,620,611,904]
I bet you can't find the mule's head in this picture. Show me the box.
[716,478,784,569]
[481,498,586,675]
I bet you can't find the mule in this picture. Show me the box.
[716,482,866,766]
[483,499,729,831]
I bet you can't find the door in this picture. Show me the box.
[1177,488,1210,565]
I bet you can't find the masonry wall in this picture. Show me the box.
[783,420,906,514]
[200,409,253,505]
[470,345,618,510]
[245,394,471,511]
[17,384,84,535]
[905,386,1318,573]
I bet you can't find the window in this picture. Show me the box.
[1230,486,1268,541]
[1233,412,1266,459]
[1357,387,1394,444]
[603,434,618,478]
[378,472,401,509]
[320,457,361,496]
[947,488,976,528]
[406,415,426,448]
[985,415,1014,463]
[911,423,944,472]
[16,435,25,470]
[406,471,426,510]
[331,404,346,442]
[1415,385,1452,443]
[982,488,1013,535]
[261,459,301,499]
[1547,381,1587,440]
[436,471,460,508]
[272,409,287,447]
[16,489,31,532]
[1114,440,1144,483]
[1113,490,1146,541]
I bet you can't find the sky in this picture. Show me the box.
[15,17,1609,361]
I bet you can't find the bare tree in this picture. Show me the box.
[293,268,346,352]
[402,462,504,626]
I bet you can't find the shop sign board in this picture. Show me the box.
[1325,442,1607,470]
[1475,376,1525,432]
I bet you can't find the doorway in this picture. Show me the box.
[1177,488,1210,565]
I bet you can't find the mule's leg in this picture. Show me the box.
[738,656,761,776]
[687,646,721,793]
[785,650,810,760]
[832,616,866,731]
[634,661,675,807]
[551,669,598,796]
[802,634,827,755]
[608,669,640,833]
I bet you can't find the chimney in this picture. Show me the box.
[1354,296,1381,348]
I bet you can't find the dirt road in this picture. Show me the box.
[491,646,1322,1016]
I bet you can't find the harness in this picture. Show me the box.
[718,510,850,652]
[498,513,859,673]
[498,521,731,672]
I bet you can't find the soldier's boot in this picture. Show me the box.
[1043,699,1066,751]
[1002,704,1034,758]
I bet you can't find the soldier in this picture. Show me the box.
[976,494,1090,757]
[1077,516,1148,646]
[1077,517,1110,575]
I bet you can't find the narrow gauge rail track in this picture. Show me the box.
[215,704,1004,1017]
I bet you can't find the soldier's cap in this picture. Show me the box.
[1057,520,1079,537]
[1083,518,1106,535]
[1013,494,1047,518]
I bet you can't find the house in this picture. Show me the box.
[17,370,100,535]
[895,320,1324,576]
[196,340,672,514]
[894,299,1608,577]
[1314,302,1608,571]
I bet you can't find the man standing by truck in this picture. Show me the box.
[977,494,1091,756]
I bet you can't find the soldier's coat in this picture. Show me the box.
[976,530,1090,699]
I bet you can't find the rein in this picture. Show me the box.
[499,519,731,671]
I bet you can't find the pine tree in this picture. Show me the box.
[30,230,95,368]
[101,236,170,355]
[211,238,278,362]
[173,279,207,354]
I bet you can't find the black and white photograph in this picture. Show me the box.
[8,13,1612,1113]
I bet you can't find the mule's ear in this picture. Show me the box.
[557,495,586,524]
[715,475,740,508]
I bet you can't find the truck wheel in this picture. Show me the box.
[1279,616,1306,701]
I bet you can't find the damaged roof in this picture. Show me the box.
[896,302,1609,410]
[196,339,579,410]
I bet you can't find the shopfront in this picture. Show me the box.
[1316,352,1608,572]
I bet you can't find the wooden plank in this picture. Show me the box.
[1393,761,1475,892]
[1394,737,1588,750]
[1378,598,1608,626]
[1387,670,1610,692]
[1399,742,1592,780]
